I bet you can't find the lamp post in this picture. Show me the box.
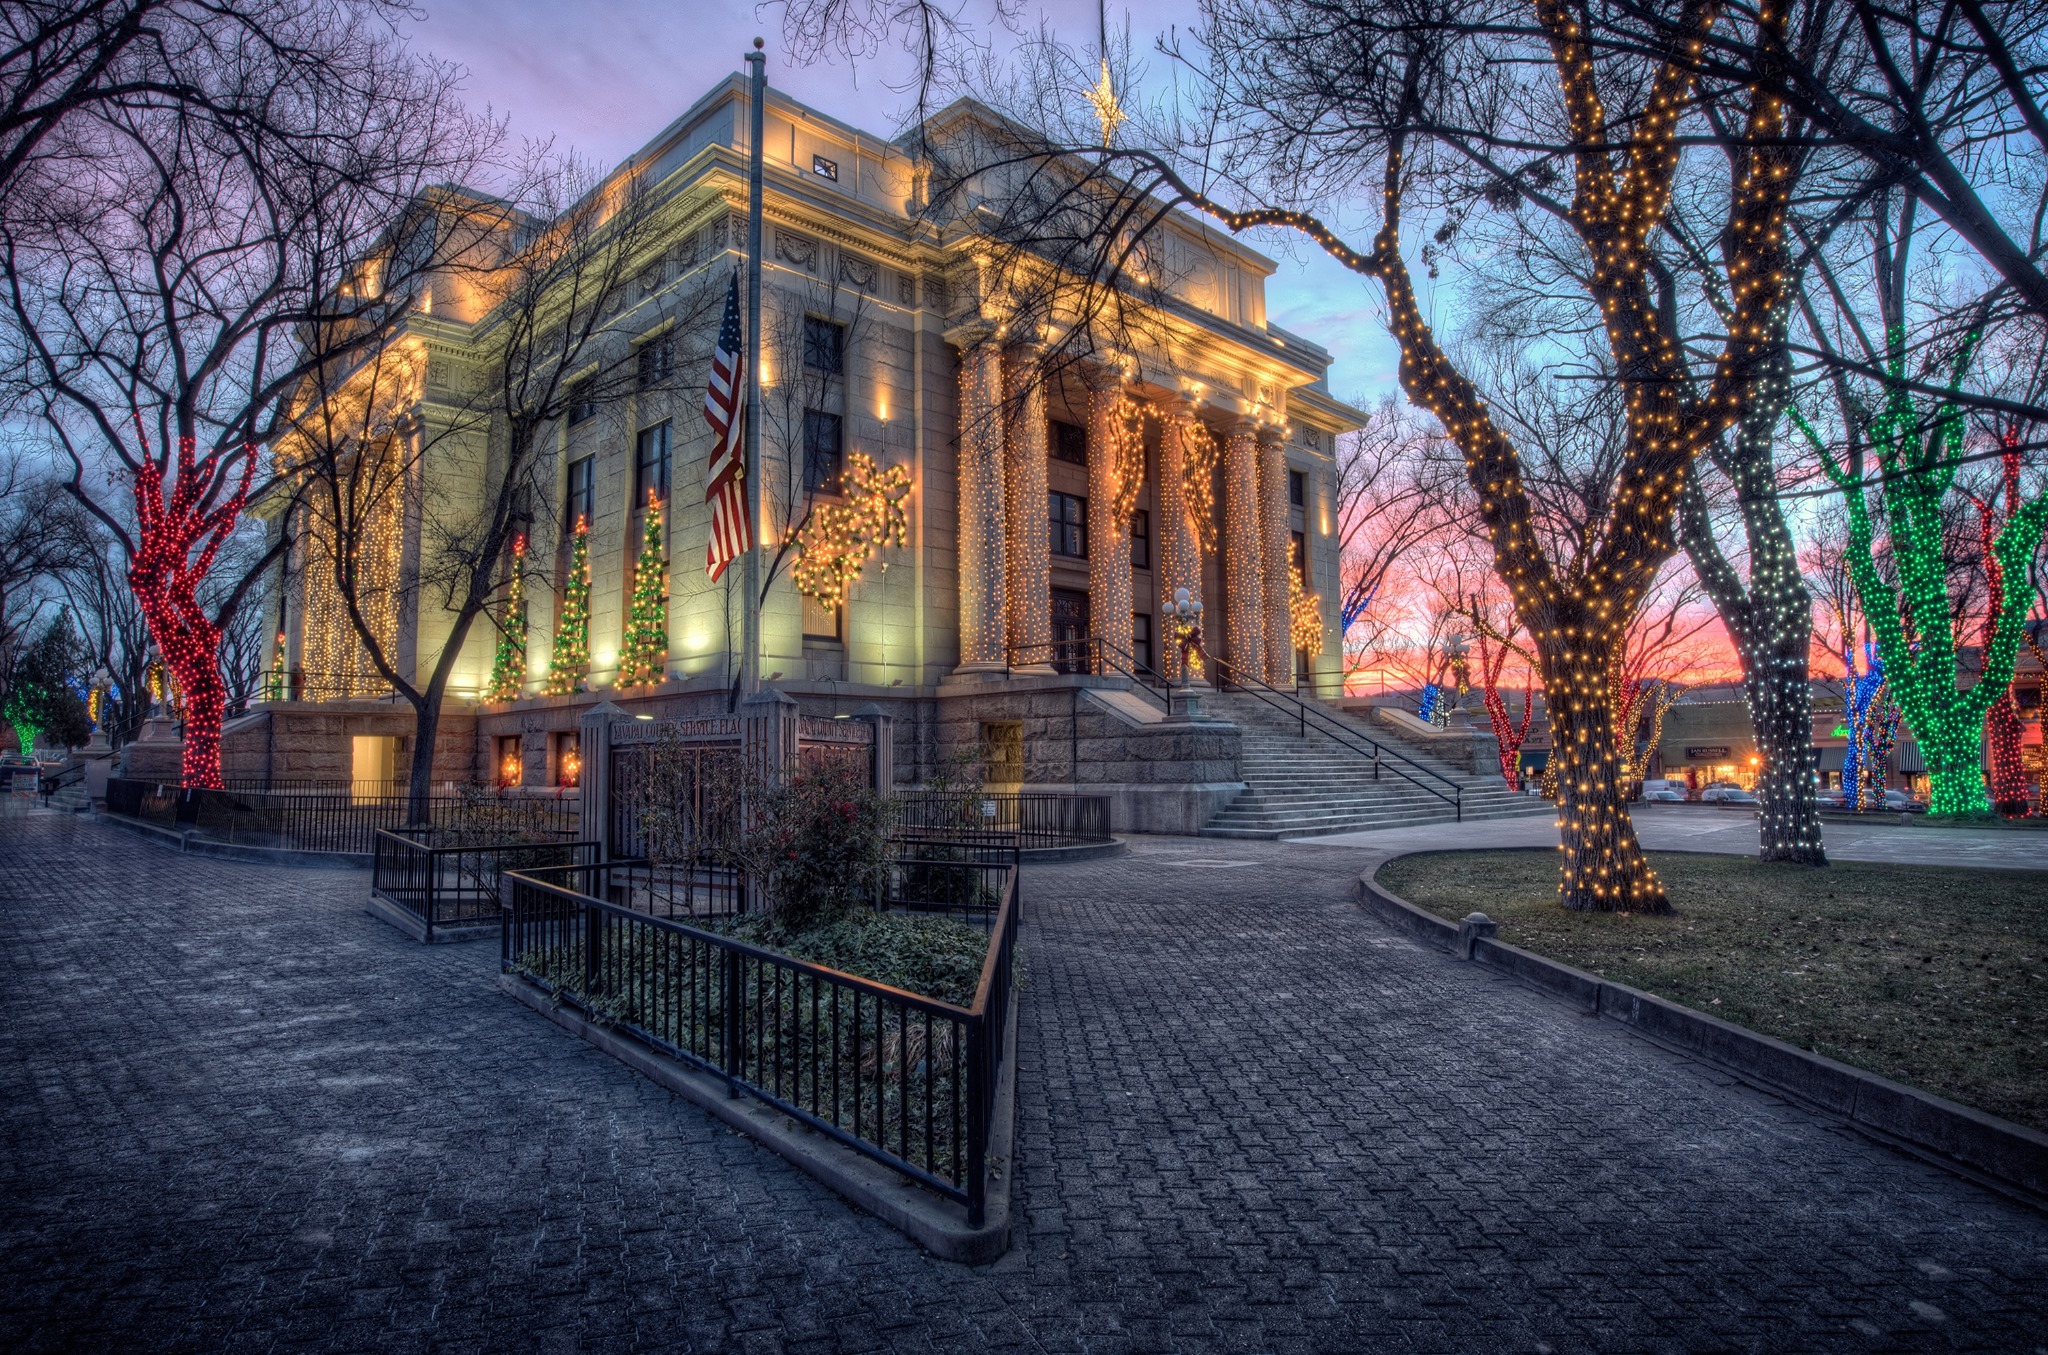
[1162,587,1205,721]
[1441,630,1475,730]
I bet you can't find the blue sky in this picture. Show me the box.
[409,0,1404,405]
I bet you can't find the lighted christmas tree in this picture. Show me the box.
[486,535,529,702]
[262,631,286,702]
[543,516,590,696]
[618,493,668,687]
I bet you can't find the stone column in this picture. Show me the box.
[1258,424,1294,686]
[1002,338,1054,671]
[578,699,627,861]
[1222,415,1266,682]
[1156,402,1205,683]
[1085,366,1134,674]
[951,326,1008,673]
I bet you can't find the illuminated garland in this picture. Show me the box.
[543,516,591,696]
[486,537,529,702]
[1803,329,2048,816]
[618,498,669,688]
[1288,565,1323,659]
[792,453,911,605]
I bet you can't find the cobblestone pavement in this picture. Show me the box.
[3,808,2045,1354]
[1302,803,2048,870]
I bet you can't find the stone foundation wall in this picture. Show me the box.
[117,703,478,786]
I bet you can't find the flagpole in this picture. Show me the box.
[742,37,767,695]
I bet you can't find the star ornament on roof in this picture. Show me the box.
[1086,58,1126,147]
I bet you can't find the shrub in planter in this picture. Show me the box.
[741,758,895,928]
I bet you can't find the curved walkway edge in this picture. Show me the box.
[1356,851,2048,1207]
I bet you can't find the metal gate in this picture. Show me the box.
[606,716,744,860]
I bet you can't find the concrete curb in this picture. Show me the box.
[90,812,370,869]
[1355,857,2048,1206]
[363,893,496,944]
[1019,837,1128,864]
[498,971,1017,1263]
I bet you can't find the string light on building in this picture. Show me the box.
[486,536,529,703]
[618,495,670,688]
[1288,565,1323,660]
[954,332,1009,669]
[793,453,912,604]
[543,515,592,696]
[263,632,287,703]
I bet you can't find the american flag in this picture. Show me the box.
[703,271,751,580]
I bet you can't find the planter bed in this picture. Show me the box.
[498,840,1020,1260]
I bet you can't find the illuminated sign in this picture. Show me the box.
[1830,724,1850,738]
[1684,746,1731,759]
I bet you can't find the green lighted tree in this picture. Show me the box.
[618,494,669,687]
[543,516,590,696]
[1799,332,2048,816]
[5,618,92,757]
[485,535,529,702]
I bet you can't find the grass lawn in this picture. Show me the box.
[1375,850,2048,1132]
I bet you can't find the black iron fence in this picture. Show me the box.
[372,829,600,938]
[894,791,1111,850]
[105,778,580,855]
[501,834,1020,1223]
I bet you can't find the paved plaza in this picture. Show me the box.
[1304,802,2048,870]
[2,806,2045,1353]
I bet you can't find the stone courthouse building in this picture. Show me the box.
[237,76,1368,831]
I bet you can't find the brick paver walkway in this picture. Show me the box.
[3,808,2044,1352]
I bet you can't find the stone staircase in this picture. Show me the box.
[1200,691,1554,839]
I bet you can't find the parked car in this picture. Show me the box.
[1701,786,1760,805]
[1881,789,1928,813]
[1641,787,1685,803]
[1814,788,1849,809]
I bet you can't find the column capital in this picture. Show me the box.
[1080,354,1131,391]
[942,318,1001,349]
[1253,418,1288,447]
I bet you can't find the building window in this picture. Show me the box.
[1130,508,1150,569]
[496,735,522,788]
[1050,419,1087,465]
[803,409,843,492]
[564,456,594,530]
[567,378,596,426]
[1049,491,1088,558]
[1291,530,1306,581]
[636,335,674,390]
[1132,612,1153,672]
[553,731,581,788]
[1288,468,1306,507]
[634,421,671,504]
[811,153,839,182]
[802,591,841,642]
[803,316,844,373]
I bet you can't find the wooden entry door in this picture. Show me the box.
[1050,587,1091,673]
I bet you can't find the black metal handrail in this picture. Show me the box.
[1005,637,1178,717]
[501,838,1019,1224]
[105,777,580,854]
[37,761,87,805]
[894,790,1111,849]
[1207,654,1466,821]
[372,829,600,939]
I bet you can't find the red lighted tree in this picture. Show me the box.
[1970,433,2035,817]
[0,3,484,787]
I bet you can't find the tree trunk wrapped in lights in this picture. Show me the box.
[1471,626,1536,789]
[1678,339,1827,863]
[1803,340,2048,816]
[127,437,254,788]
[1145,1,1801,908]
[1970,437,2036,818]
[485,535,529,702]
[543,516,591,696]
[618,497,668,688]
